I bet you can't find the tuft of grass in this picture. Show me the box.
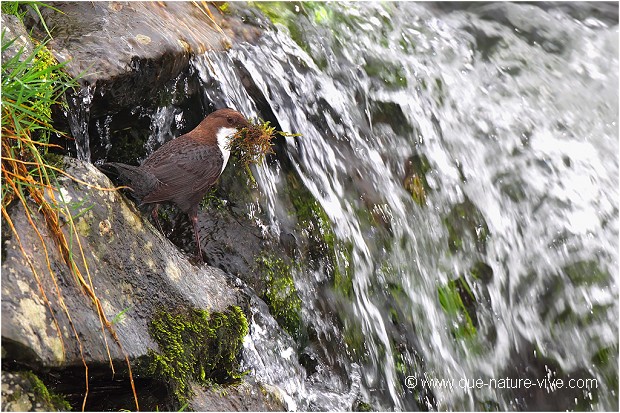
[437,277,477,340]
[228,119,300,167]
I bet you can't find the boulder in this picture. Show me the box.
[26,1,262,118]
[1,156,244,367]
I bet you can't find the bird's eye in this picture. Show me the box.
[227,117,234,125]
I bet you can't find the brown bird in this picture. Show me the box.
[101,108,250,260]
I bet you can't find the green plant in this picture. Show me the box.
[1,1,61,38]
[258,254,302,339]
[144,306,249,406]
[437,277,477,340]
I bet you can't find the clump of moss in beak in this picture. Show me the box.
[228,119,300,166]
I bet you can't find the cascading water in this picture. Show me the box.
[67,84,94,162]
[189,3,617,411]
[72,2,617,411]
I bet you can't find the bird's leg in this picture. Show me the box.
[189,211,203,262]
[151,204,164,234]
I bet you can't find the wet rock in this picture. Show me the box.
[23,1,261,118]
[443,196,490,254]
[1,156,243,369]
[1,371,70,412]
[403,153,432,206]
[189,378,286,411]
[0,14,34,62]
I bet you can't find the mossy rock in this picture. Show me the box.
[363,57,408,89]
[562,260,610,285]
[443,197,490,254]
[285,172,352,297]
[142,305,249,406]
[470,261,493,283]
[592,345,619,393]
[403,153,431,206]
[391,340,438,410]
[438,276,478,340]
[369,100,414,137]
[342,317,368,361]
[258,254,302,340]
[104,115,152,164]
[353,398,373,411]
[1,371,71,411]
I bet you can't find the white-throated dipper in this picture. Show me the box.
[101,108,250,260]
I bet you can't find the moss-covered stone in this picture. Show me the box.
[258,254,302,340]
[370,100,414,138]
[286,172,352,297]
[562,260,610,285]
[592,345,619,393]
[342,318,368,360]
[363,58,408,89]
[403,154,431,206]
[42,152,66,170]
[437,276,477,340]
[391,340,438,410]
[443,197,490,254]
[199,186,228,210]
[142,305,249,406]
[353,398,373,411]
[24,372,70,411]
[1,371,72,411]
[470,261,493,283]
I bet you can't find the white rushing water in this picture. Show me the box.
[188,2,617,411]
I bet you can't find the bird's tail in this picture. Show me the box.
[98,162,160,203]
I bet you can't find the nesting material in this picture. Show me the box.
[228,119,300,166]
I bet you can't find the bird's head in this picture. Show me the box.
[206,108,250,131]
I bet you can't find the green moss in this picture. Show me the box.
[250,2,331,69]
[363,59,408,88]
[106,127,149,164]
[23,371,72,411]
[443,197,490,254]
[342,318,367,360]
[42,152,66,170]
[470,261,493,283]
[200,187,227,210]
[438,277,477,340]
[592,345,619,393]
[353,399,373,411]
[286,173,352,297]
[259,254,302,339]
[403,154,431,206]
[143,305,249,406]
[562,260,609,285]
[251,2,308,53]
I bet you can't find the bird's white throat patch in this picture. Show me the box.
[216,127,236,173]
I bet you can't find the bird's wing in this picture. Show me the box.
[141,140,224,205]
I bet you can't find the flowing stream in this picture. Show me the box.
[220,3,617,411]
[75,2,618,411]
